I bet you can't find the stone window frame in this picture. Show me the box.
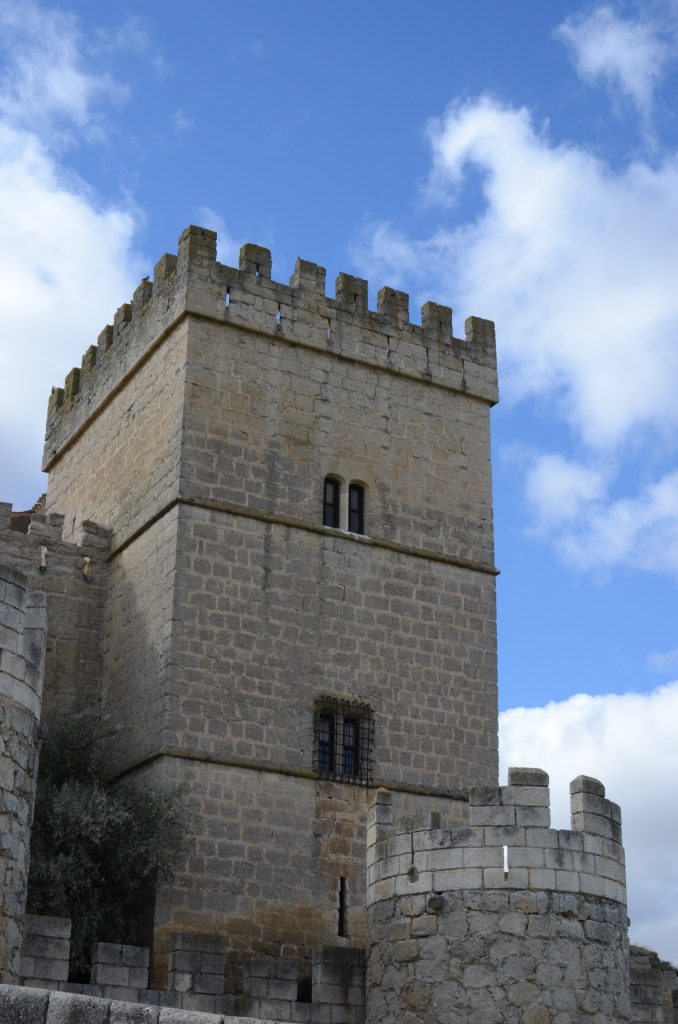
[323,476,341,528]
[321,476,367,535]
[348,483,365,535]
[313,696,374,785]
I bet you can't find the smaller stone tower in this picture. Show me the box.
[0,566,47,983]
[366,768,630,1024]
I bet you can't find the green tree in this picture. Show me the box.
[27,716,188,977]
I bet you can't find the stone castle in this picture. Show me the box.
[0,226,675,1022]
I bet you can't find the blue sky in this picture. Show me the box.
[0,0,677,961]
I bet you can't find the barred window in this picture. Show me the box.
[313,697,374,785]
[318,712,334,772]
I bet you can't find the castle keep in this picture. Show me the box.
[0,226,675,1022]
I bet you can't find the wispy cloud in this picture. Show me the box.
[500,682,678,964]
[524,453,608,530]
[647,646,678,673]
[525,459,678,575]
[173,108,194,133]
[556,4,669,124]
[353,93,678,577]
[0,0,127,141]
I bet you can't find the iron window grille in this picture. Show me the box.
[313,697,374,785]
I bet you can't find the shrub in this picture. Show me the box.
[27,715,188,977]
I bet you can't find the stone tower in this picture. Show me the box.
[39,225,499,985]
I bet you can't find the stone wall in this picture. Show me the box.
[0,565,46,983]
[166,503,497,787]
[102,508,180,773]
[0,507,110,722]
[12,923,366,1023]
[630,947,678,1023]
[139,755,466,993]
[43,316,188,549]
[180,303,496,567]
[366,769,631,1024]
[19,915,70,989]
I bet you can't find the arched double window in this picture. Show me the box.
[322,477,366,535]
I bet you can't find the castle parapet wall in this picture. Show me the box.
[366,768,630,1023]
[0,505,111,722]
[43,225,498,471]
[0,566,47,984]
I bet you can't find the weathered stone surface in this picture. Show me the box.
[0,569,47,984]
[366,775,631,1023]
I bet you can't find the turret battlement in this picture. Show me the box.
[365,768,631,1024]
[367,767,626,908]
[43,225,498,470]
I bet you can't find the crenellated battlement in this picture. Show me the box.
[366,768,631,1024]
[0,503,112,560]
[0,504,111,722]
[367,767,626,908]
[43,225,498,471]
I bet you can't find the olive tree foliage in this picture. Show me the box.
[27,716,189,977]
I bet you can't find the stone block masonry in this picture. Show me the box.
[91,940,150,993]
[19,916,71,988]
[0,565,47,983]
[0,506,111,723]
[366,768,631,1023]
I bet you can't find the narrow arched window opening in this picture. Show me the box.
[323,477,341,528]
[348,483,365,535]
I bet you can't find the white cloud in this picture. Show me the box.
[500,683,678,964]
[556,4,668,120]
[525,453,607,529]
[355,97,678,449]
[0,2,143,508]
[525,461,678,575]
[354,94,678,577]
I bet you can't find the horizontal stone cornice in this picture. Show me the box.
[108,493,499,577]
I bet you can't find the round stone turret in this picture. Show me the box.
[0,566,47,983]
[366,768,630,1024]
